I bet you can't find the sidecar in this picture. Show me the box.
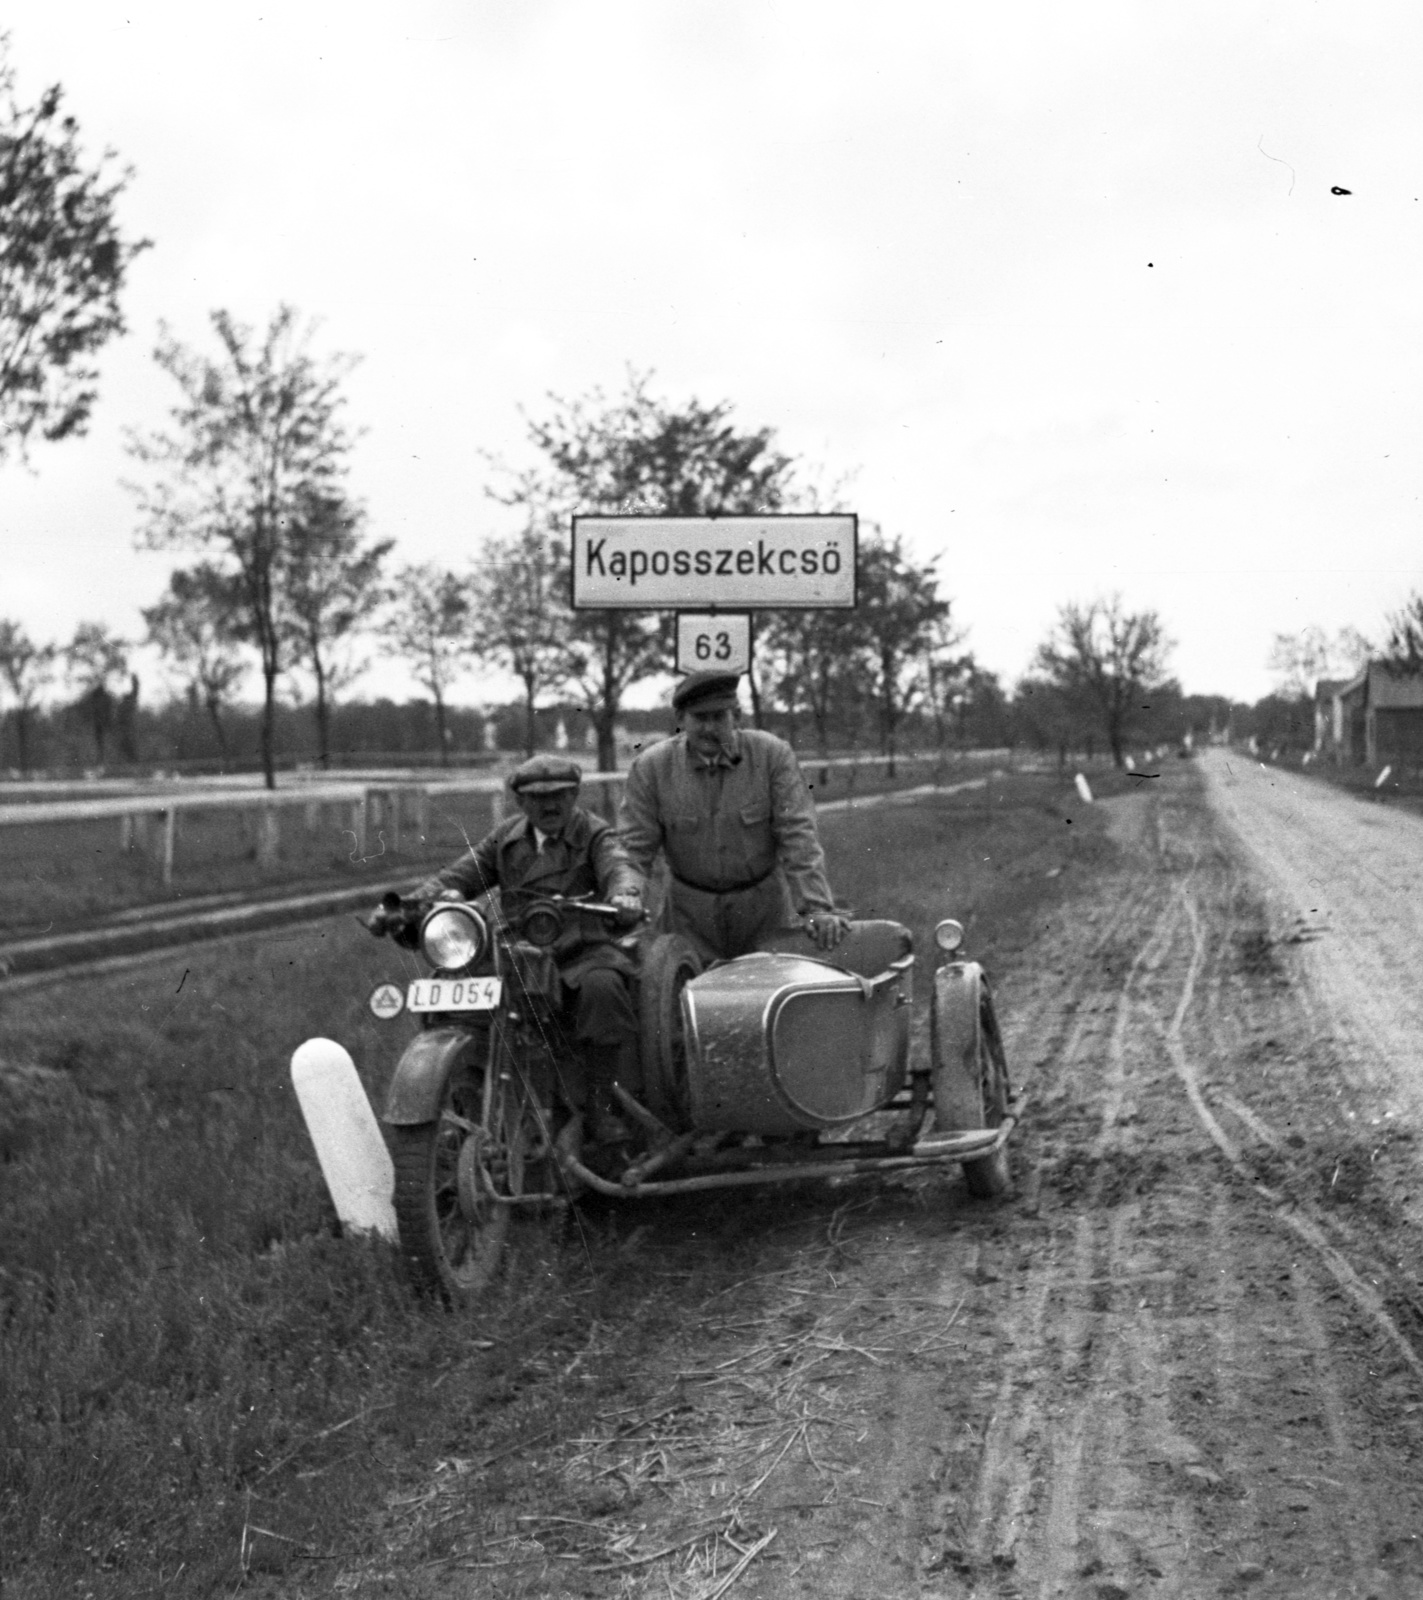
[560,915,1021,1202]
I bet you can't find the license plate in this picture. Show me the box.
[407,976,502,1013]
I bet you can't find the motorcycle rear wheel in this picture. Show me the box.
[391,1064,529,1304]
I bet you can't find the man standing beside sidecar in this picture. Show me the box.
[392,755,645,1141]
[619,669,851,962]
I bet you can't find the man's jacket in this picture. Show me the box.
[619,728,835,912]
[416,807,642,984]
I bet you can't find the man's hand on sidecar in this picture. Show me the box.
[805,909,852,950]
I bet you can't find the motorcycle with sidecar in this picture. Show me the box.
[364,889,1021,1303]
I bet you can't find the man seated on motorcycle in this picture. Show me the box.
[376,754,645,1143]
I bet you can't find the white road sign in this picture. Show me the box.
[571,514,856,609]
[676,613,752,674]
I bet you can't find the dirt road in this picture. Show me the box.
[336,756,1423,1600]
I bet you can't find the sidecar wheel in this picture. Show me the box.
[640,932,703,1127]
[391,1069,528,1304]
[931,966,1012,1199]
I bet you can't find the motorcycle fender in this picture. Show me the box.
[931,961,985,1131]
[382,1027,485,1126]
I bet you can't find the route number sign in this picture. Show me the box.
[571,514,856,610]
[676,613,751,674]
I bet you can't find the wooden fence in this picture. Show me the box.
[0,752,977,890]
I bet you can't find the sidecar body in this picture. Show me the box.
[682,921,914,1135]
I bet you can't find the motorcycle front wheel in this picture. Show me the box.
[391,1057,530,1304]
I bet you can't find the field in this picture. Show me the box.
[0,751,992,938]
[0,763,1114,1598]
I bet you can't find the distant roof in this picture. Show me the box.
[1370,659,1423,708]
[1331,660,1423,709]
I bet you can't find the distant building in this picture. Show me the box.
[1318,662,1423,768]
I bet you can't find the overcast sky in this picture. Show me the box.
[4,0,1419,712]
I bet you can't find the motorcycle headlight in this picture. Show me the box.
[420,905,488,970]
[934,918,965,954]
[520,900,563,948]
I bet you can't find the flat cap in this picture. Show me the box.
[509,754,583,794]
[673,669,741,715]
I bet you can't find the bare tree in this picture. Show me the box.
[127,306,360,788]
[1267,625,1371,698]
[1032,596,1173,768]
[65,620,129,764]
[470,521,572,759]
[0,617,54,772]
[383,563,473,766]
[0,34,149,463]
[281,488,391,768]
[142,564,246,764]
[1384,594,1423,670]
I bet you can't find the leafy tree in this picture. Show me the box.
[65,620,129,764]
[857,532,954,771]
[1031,595,1174,768]
[281,488,391,768]
[0,617,54,772]
[470,521,573,759]
[920,641,1009,753]
[957,663,1013,749]
[127,306,359,788]
[493,373,799,768]
[0,35,149,463]
[1012,675,1099,766]
[142,564,246,764]
[383,563,474,766]
[1384,593,1423,670]
[758,606,867,761]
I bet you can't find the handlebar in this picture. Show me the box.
[364,889,645,942]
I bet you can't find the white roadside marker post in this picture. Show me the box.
[290,1038,397,1241]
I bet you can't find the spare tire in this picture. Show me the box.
[639,932,703,1128]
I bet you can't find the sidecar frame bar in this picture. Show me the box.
[510,1095,1025,1203]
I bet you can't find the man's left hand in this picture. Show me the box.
[805,910,851,950]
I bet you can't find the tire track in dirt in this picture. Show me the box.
[946,799,1217,1595]
[946,773,1423,1599]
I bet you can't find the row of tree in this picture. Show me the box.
[0,36,1210,780]
[1,318,1193,777]
[2,674,1237,780]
